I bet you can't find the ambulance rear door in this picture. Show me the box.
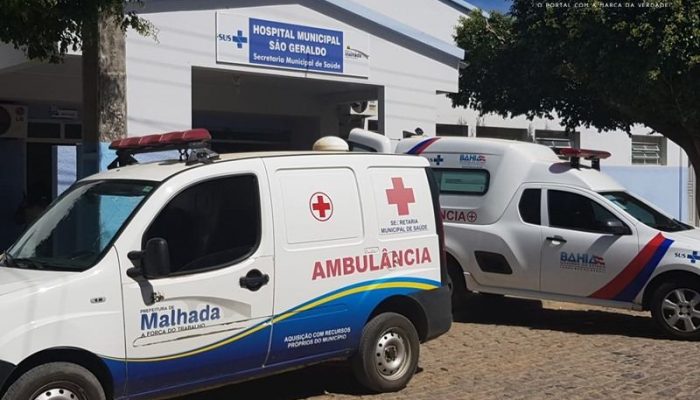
[264,156,369,364]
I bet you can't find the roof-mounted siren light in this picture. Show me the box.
[108,128,218,169]
[556,148,611,171]
[312,136,349,151]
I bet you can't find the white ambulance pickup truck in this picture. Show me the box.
[0,129,451,400]
[349,129,700,340]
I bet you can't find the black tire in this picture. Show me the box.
[2,362,105,400]
[351,312,420,393]
[650,279,700,340]
[447,262,469,311]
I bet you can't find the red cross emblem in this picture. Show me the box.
[386,177,415,216]
[310,192,333,221]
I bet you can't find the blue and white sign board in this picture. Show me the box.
[216,13,370,77]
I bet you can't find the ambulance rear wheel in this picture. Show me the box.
[352,312,419,393]
[2,362,105,400]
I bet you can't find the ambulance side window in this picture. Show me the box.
[518,189,541,225]
[144,175,260,275]
[433,169,489,195]
[548,190,621,234]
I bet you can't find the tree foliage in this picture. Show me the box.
[0,0,155,62]
[451,0,700,149]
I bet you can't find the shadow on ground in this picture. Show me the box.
[171,362,404,400]
[172,296,667,399]
[453,294,665,340]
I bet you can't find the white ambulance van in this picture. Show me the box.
[0,129,451,400]
[349,129,700,340]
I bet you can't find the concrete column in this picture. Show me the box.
[81,12,127,176]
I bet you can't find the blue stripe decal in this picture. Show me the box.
[102,277,440,395]
[614,238,673,302]
[406,138,439,154]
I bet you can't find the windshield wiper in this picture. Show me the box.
[656,222,688,232]
[2,252,19,269]
[672,219,693,231]
[1,253,45,270]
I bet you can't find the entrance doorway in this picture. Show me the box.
[191,68,380,151]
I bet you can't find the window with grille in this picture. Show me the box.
[535,130,579,159]
[534,130,579,149]
[536,137,572,148]
[631,136,665,165]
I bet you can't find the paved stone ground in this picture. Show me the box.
[175,296,700,400]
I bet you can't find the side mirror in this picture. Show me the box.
[127,238,171,279]
[603,219,631,235]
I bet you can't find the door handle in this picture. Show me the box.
[546,236,567,244]
[240,269,270,291]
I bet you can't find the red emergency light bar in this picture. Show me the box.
[557,148,611,160]
[109,129,211,151]
[555,148,611,170]
[107,128,217,169]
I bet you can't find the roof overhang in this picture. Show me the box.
[321,0,465,60]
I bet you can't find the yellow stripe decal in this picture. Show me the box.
[120,280,438,363]
[272,281,436,324]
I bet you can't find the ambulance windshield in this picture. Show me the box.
[602,191,692,232]
[4,180,155,272]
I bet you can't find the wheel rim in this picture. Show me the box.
[661,288,700,333]
[32,382,85,400]
[374,328,411,381]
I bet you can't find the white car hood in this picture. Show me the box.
[0,267,72,297]
[665,228,700,243]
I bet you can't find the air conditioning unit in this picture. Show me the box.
[349,100,378,117]
[0,104,28,139]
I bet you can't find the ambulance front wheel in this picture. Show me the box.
[650,279,700,340]
[352,312,420,393]
[2,362,105,400]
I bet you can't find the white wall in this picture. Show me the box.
[0,44,30,73]
[126,1,461,141]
